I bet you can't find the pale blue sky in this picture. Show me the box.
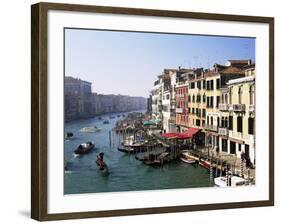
[65,29,255,98]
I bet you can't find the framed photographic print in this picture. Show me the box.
[31,2,274,221]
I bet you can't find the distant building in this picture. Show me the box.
[64,76,92,121]
[65,76,147,122]
[147,95,152,115]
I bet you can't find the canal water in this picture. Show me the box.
[64,111,211,194]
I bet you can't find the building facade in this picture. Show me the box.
[218,72,255,164]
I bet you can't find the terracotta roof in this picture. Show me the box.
[243,63,255,70]
[228,60,251,64]
[220,66,244,75]
[204,70,219,77]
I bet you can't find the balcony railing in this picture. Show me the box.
[176,94,185,98]
[175,108,183,113]
[249,104,255,112]
[218,127,228,136]
[204,124,218,132]
[219,104,229,111]
[228,104,246,112]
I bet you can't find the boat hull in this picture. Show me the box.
[74,144,95,155]
[180,157,196,164]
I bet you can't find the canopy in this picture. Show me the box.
[161,128,200,139]
[143,121,155,126]
[161,133,179,139]
[177,128,200,139]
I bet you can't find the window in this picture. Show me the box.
[222,139,227,152]
[197,81,201,89]
[210,80,214,90]
[230,141,236,154]
[203,94,206,103]
[217,117,220,127]
[192,95,195,102]
[237,116,243,133]
[203,80,206,89]
[166,94,170,100]
[238,86,242,104]
[192,108,195,114]
[197,94,201,103]
[190,82,195,89]
[248,117,254,135]
[229,88,232,104]
[238,144,241,152]
[196,119,200,126]
[216,78,220,89]
[188,95,191,102]
[210,96,213,108]
[229,116,233,130]
[202,109,206,117]
[210,116,213,125]
[249,85,254,105]
[216,96,220,108]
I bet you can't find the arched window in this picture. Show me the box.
[249,85,255,105]
[238,86,243,104]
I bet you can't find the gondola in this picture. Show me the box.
[117,144,135,153]
[74,141,95,155]
[65,132,73,139]
[96,152,109,175]
[103,120,110,124]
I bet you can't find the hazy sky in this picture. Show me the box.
[65,29,255,98]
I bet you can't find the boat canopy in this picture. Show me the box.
[161,128,200,139]
[143,120,156,126]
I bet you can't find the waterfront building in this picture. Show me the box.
[204,60,251,149]
[64,76,92,121]
[175,72,189,132]
[187,68,206,129]
[151,79,163,119]
[159,68,191,133]
[147,94,152,115]
[218,63,255,164]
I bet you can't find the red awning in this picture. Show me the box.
[176,128,200,139]
[161,128,200,139]
[161,133,179,139]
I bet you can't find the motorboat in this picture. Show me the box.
[143,152,169,166]
[80,126,101,133]
[117,144,135,153]
[65,132,73,139]
[214,175,251,187]
[103,120,110,124]
[180,151,197,164]
[74,141,95,154]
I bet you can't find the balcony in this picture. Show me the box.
[218,127,228,136]
[249,104,255,112]
[176,108,183,113]
[228,104,246,112]
[204,124,218,132]
[219,104,229,111]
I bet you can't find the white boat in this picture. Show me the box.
[214,176,251,187]
[80,126,101,133]
[180,151,197,164]
[180,157,196,164]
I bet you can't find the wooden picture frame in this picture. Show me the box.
[31,2,274,221]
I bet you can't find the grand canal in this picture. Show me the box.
[64,111,211,194]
